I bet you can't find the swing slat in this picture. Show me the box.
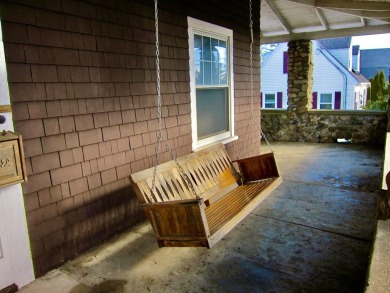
[129,143,282,248]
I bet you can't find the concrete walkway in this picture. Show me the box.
[19,142,383,293]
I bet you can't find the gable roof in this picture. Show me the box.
[317,37,351,50]
[360,49,390,67]
[262,40,370,85]
[351,70,370,83]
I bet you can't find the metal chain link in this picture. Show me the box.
[237,0,256,159]
[150,0,199,200]
[258,0,273,152]
[237,0,273,159]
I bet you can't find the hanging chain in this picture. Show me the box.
[237,0,256,159]
[150,0,198,200]
[151,0,162,197]
[237,0,273,159]
[258,0,273,152]
[249,0,254,120]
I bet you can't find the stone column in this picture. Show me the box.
[287,40,313,121]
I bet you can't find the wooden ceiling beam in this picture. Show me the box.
[260,23,390,44]
[316,0,390,11]
[360,17,367,27]
[327,8,390,23]
[263,0,292,33]
[331,9,390,19]
[315,8,329,30]
[284,0,390,11]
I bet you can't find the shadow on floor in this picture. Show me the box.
[22,142,384,293]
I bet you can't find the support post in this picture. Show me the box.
[287,40,313,122]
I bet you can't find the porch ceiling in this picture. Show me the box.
[260,0,390,44]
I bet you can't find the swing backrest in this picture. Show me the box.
[129,143,241,204]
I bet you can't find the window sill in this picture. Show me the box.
[193,135,238,152]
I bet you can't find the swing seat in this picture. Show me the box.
[129,143,282,248]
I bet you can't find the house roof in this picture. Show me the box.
[317,37,351,49]
[260,0,390,44]
[351,69,370,83]
[360,48,390,67]
[312,40,369,84]
[263,40,370,85]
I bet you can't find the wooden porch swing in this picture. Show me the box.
[129,0,282,248]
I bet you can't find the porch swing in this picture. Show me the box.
[129,0,282,248]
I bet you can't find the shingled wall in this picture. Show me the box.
[1,0,261,276]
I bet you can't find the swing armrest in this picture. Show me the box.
[233,152,280,184]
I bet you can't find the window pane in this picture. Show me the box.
[265,103,276,108]
[217,40,227,85]
[321,94,332,103]
[265,94,275,102]
[320,104,332,109]
[202,37,211,61]
[194,35,203,85]
[203,61,211,85]
[212,60,219,85]
[211,39,219,84]
[211,39,219,62]
[196,88,229,139]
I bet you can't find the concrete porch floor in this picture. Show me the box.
[19,142,384,293]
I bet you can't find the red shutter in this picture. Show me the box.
[283,51,288,74]
[312,92,317,109]
[277,92,283,108]
[335,91,341,109]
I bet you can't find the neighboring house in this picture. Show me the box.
[360,48,390,82]
[261,38,370,110]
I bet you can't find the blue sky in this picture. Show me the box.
[352,33,390,49]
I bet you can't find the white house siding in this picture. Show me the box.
[313,42,345,109]
[261,43,288,108]
[327,48,350,69]
[262,41,359,110]
[313,43,357,110]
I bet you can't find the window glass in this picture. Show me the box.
[195,34,228,86]
[265,94,276,108]
[196,88,229,139]
[194,35,203,85]
[320,93,332,109]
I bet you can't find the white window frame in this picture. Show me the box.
[188,17,236,151]
[263,93,277,109]
[319,93,333,109]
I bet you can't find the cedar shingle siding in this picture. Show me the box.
[1,0,261,276]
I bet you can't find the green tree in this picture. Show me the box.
[368,70,387,102]
[364,71,388,110]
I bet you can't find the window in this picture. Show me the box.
[320,93,333,109]
[188,17,235,150]
[262,92,283,108]
[264,94,276,108]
